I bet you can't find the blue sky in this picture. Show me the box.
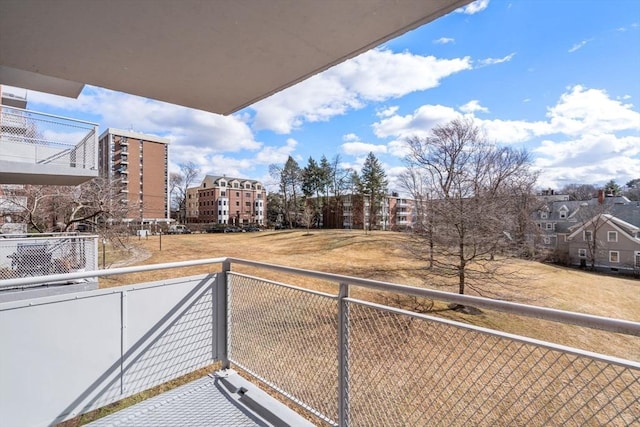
[12,0,640,193]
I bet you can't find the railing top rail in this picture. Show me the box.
[1,256,637,337]
[0,234,99,240]
[0,257,226,289]
[0,105,99,127]
[227,257,640,337]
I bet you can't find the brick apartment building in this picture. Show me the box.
[187,175,266,226]
[98,128,169,223]
[309,193,416,230]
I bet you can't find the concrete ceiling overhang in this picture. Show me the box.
[0,0,471,114]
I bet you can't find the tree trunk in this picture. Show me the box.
[458,242,465,295]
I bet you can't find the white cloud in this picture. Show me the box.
[251,48,472,133]
[373,104,460,139]
[376,106,399,118]
[456,0,490,15]
[28,86,261,153]
[460,100,489,114]
[373,84,640,189]
[476,53,516,68]
[254,138,298,165]
[533,134,640,188]
[568,40,589,53]
[341,141,388,156]
[434,37,455,44]
[545,85,640,136]
[476,118,550,143]
[343,133,360,142]
[387,139,412,158]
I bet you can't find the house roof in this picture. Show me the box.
[0,0,470,114]
[567,213,640,242]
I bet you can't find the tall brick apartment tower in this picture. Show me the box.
[98,128,169,223]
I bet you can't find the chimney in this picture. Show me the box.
[598,190,604,204]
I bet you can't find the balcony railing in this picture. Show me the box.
[0,106,98,185]
[0,233,98,280]
[0,258,638,426]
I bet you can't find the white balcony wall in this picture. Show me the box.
[0,273,218,427]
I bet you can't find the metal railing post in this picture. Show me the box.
[215,259,231,368]
[338,282,350,426]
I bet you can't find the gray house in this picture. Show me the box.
[534,193,640,274]
[564,214,640,274]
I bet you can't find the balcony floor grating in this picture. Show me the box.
[86,375,269,427]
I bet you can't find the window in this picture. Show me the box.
[245,192,251,198]
[609,251,620,263]
[578,248,587,258]
[635,251,640,268]
[233,182,239,188]
[221,191,226,196]
[218,200,222,206]
[540,212,548,219]
[559,211,567,219]
[220,181,226,187]
[608,231,618,242]
[218,210,222,215]
[236,201,240,206]
[543,237,551,245]
[245,202,251,207]
[584,230,593,242]
[236,192,240,197]
[545,223,552,230]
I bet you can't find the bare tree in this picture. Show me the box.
[270,156,302,228]
[398,165,435,268]
[2,178,129,234]
[300,203,315,235]
[405,118,537,297]
[171,161,200,223]
[559,183,597,201]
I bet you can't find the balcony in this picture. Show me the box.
[0,233,98,302]
[0,258,638,426]
[0,106,98,185]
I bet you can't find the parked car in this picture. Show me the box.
[206,226,225,233]
[167,225,191,234]
[224,226,244,233]
[244,226,261,232]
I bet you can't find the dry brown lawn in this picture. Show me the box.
[102,229,640,360]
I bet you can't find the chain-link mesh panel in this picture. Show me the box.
[0,236,97,280]
[0,106,97,170]
[228,273,339,424]
[347,302,640,426]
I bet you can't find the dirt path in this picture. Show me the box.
[109,244,151,268]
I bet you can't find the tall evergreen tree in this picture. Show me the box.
[302,157,323,227]
[358,152,388,231]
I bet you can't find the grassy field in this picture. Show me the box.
[105,229,640,360]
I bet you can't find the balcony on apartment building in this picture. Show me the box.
[0,105,98,185]
[0,233,99,302]
[0,257,638,426]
